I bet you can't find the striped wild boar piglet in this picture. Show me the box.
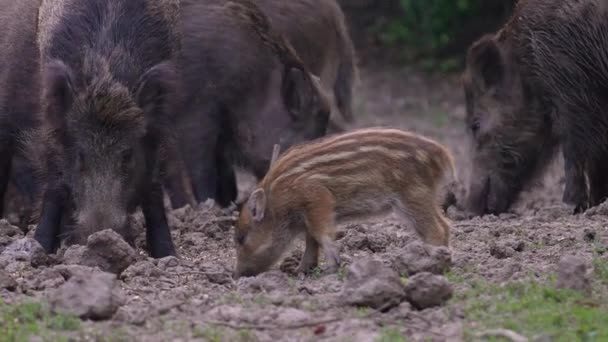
[170,0,332,209]
[27,0,181,258]
[233,128,455,278]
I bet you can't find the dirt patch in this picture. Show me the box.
[1,65,607,341]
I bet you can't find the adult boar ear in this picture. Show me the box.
[135,61,177,119]
[43,60,75,129]
[247,188,266,222]
[282,67,313,120]
[467,35,505,90]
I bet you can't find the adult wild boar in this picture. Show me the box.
[27,0,181,257]
[0,0,41,219]
[255,0,358,133]
[174,0,332,208]
[462,0,608,215]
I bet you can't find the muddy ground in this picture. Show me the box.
[1,65,607,342]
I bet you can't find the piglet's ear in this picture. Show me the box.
[135,61,177,117]
[247,188,266,222]
[43,60,75,128]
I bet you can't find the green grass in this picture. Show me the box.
[593,254,608,286]
[376,328,409,342]
[193,325,225,342]
[456,279,608,341]
[0,299,80,342]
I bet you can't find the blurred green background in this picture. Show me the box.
[339,0,515,71]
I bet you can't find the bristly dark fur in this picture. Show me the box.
[28,0,180,257]
[463,0,608,215]
[170,0,331,208]
[0,0,44,218]
[252,0,358,130]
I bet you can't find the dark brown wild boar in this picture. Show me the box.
[27,0,181,258]
[0,0,42,219]
[172,0,332,208]
[462,0,608,215]
[233,128,455,278]
[255,0,358,133]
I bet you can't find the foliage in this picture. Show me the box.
[371,0,511,71]
[0,300,80,342]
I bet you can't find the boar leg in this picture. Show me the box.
[142,182,176,258]
[0,146,12,218]
[295,234,320,274]
[34,186,67,253]
[586,156,608,208]
[182,122,220,204]
[161,150,196,209]
[215,147,238,207]
[306,187,340,272]
[395,195,447,247]
[562,144,589,213]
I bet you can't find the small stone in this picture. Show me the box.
[583,229,596,242]
[404,272,453,310]
[120,261,163,281]
[237,270,289,294]
[0,219,22,238]
[61,230,137,275]
[157,256,180,269]
[0,238,48,267]
[0,270,18,291]
[555,255,591,296]
[489,242,515,259]
[48,270,125,320]
[392,241,452,276]
[23,268,66,291]
[62,245,87,265]
[340,259,405,311]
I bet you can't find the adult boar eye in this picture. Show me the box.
[470,119,481,136]
[78,152,86,173]
[121,149,134,167]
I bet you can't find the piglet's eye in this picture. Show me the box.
[470,119,481,135]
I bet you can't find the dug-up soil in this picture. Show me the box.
[1,65,607,342]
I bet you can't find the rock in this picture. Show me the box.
[48,270,125,320]
[404,272,453,310]
[489,241,515,259]
[157,256,180,270]
[0,219,22,238]
[392,241,452,276]
[0,270,18,291]
[62,245,87,265]
[583,229,596,242]
[27,268,66,291]
[237,270,290,294]
[555,255,591,296]
[0,238,48,267]
[340,259,406,311]
[62,230,137,275]
[53,264,101,279]
[120,261,163,281]
[344,232,370,250]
